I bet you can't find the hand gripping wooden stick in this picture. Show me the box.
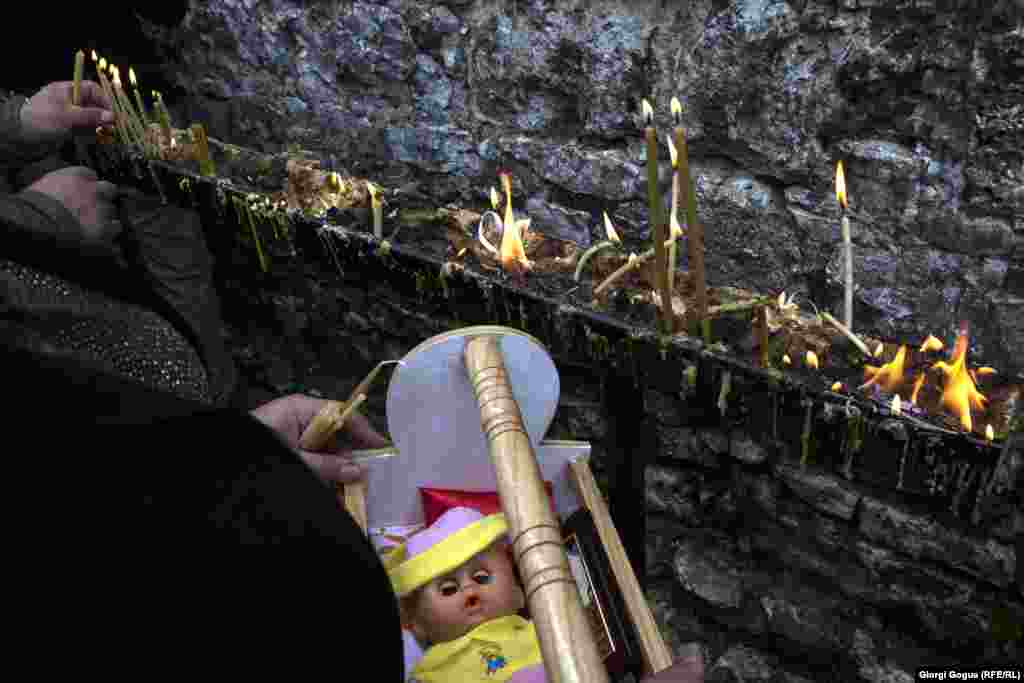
[464,335,610,683]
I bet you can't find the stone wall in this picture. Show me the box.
[209,214,1021,681]
[140,0,1024,374]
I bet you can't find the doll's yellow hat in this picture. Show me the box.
[387,507,508,598]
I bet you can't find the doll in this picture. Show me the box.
[387,507,549,683]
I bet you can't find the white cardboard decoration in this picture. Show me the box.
[365,327,589,535]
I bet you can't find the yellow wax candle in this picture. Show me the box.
[153,91,173,147]
[672,96,708,343]
[72,50,84,105]
[128,67,151,125]
[643,98,673,334]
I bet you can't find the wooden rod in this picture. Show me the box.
[464,335,610,683]
[568,457,674,677]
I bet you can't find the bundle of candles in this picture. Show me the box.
[74,49,212,173]
[575,97,707,339]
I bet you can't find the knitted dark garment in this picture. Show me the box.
[0,255,211,404]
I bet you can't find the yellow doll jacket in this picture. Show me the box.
[409,615,543,682]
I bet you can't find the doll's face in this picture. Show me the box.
[405,543,525,646]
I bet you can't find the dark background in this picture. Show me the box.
[6,5,189,96]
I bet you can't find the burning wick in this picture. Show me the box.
[910,373,926,406]
[891,394,902,416]
[985,424,994,442]
[861,345,907,393]
[497,172,531,273]
[932,323,987,432]
[806,350,819,369]
[835,161,854,332]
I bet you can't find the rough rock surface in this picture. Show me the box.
[142,0,1024,373]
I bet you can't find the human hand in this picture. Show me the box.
[26,167,121,243]
[19,81,114,147]
[250,394,391,485]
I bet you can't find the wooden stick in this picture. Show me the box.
[568,457,674,677]
[464,335,609,683]
[821,311,872,358]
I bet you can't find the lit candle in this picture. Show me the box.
[94,56,128,146]
[128,67,150,126]
[72,50,84,106]
[806,350,819,369]
[152,90,172,147]
[891,394,902,416]
[642,98,672,334]
[831,381,843,392]
[110,66,145,150]
[985,424,994,441]
[672,96,707,342]
[836,161,853,331]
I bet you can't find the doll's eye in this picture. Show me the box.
[439,581,459,596]
[473,571,493,585]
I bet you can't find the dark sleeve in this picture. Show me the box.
[0,188,85,241]
[0,93,64,173]
[3,341,404,679]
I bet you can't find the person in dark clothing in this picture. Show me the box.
[2,79,406,676]
[0,79,704,681]
[1,79,238,407]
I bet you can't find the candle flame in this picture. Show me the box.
[782,354,792,365]
[976,366,997,376]
[456,247,467,258]
[985,424,994,441]
[910,372,926,406]
[490,187,500,211]
[497,173,531,272]
[603,211,621,243]
[666,134,678,168]
[835,161,847,208]
[91,49,98,62]
[641,99,654,125]
[111,68,122,88]
[98,57,107,71]
[861,345,908,393]
[932,323,987,432]
[919,334,944,353]
[129,66,137,87]
[806,351,819,369]
[670,96,682,124]
[831,381,843,392]
[891,394,902,415]
[873,342,884,358]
